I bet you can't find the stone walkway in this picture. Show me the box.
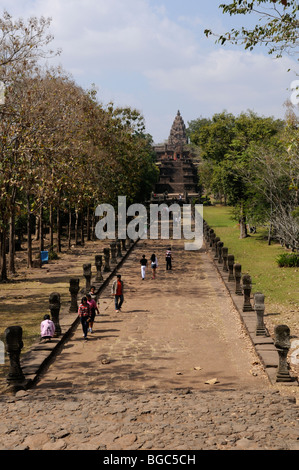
[0,237,298,451]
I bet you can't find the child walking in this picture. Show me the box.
[78,297,91,339]
[86,293,99,333]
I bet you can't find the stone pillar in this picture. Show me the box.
[213,237,220,255]
[116,240,122,258]
[210,232,216,249]
[274,325,293,382]
[222,247,228,272]
[110,242,117,264]
[242,274,253,312]
[83,263,92,293]
[103,248,111,272]
[125,237,131,250]
[254,292,267,336]
[218,241,224,264]
[206,226,211,243]
[209,229,214,247]
[214,239,220,259]
[227,255,235,281]
[69,278,80,312]
[95,255,103,281]
[49,292,61,337]
[121,238,127,252]
[234,263,242,295]
[5,326,25,385]
[204,223,209,242]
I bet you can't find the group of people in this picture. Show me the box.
[77,286,100,339]
[40,247,173,342]
[139,248,173,280]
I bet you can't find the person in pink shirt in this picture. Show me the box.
[40,314,55,341]
[86,293,99,333]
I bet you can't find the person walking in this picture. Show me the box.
[89,285,97,301]
[165,247,172,270]
[86,293,99,333]
[111,274,124,312]
[150,253,158,279]
[140,254,148,280]
[78,296,91,339]
[40,314,55,342]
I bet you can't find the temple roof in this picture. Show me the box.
[168,110,188,149]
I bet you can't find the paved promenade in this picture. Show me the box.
[0,237,298,451]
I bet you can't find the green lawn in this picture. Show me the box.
[202,205,299,333]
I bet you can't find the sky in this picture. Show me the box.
[1,0,298,143]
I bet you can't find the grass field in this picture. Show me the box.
[203,205,299,335]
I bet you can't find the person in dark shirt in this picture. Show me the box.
[140,254,148,280]
[166,248,172,270]
[78,297,91,339]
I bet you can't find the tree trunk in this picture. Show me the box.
[68,206,72,250]
[8,209,16,275]
[27,193,33,268]
[49,203,54,252]
[81,211,85,246]
[39,201,44,252]
[75,209,79,245]
[86,206,91,241]
[35,215,40,241]
[0,228,8,281]
[57,198,61,253]
[268,200,273,246]
[91,211,95,241]
[268,222,272,246]
[239,203,248,239]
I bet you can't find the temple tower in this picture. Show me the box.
[168,110,188,156]
[152,111,199,201]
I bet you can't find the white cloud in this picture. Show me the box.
[0,0,297,142]
[24,0,200,74]
[145,49,296,117]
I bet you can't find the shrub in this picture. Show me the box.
[276,253,299,267]
[48,250,59,260]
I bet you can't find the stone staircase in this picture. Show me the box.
[155,159,198,195]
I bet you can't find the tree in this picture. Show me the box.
[242,103,299,249]
[0,10,59,72]
[188,110,284,238]
[204,0,299,59]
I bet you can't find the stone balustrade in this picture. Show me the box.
[202,219,297,385]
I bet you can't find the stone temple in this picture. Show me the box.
[152,111,199,202]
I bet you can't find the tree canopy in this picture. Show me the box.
[204,0,299,59]
[188,109,298,248]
